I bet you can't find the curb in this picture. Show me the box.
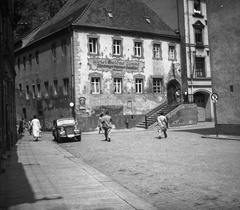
[202,135,240,141]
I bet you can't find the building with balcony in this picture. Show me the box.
[15,0,181,131]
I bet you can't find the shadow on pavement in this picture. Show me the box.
[2,141,63,209]
[3,144,36,208]
[171,126,216,135]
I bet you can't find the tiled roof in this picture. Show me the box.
[28,0,178,45]
[74,0,177,36]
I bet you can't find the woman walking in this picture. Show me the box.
[101,111,112,142]
[31,115,41,141]
[98,113,104,134]
[157,111,168,139]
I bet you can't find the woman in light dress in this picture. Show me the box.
[30,115,41,141]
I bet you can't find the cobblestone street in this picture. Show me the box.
[58,122,240,210]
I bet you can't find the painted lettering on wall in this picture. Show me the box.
[88,58,144,72]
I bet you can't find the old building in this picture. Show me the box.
[207,0,240,135]
[15,0,182,131]
[143,0,213,122]
[0,0,16,174]
[181,0,212,121]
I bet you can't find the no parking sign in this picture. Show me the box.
[211,93,218,102]
[211,92,219,136]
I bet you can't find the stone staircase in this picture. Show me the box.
[136,100,179,129]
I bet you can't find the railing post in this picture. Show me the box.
[145,115,147,129]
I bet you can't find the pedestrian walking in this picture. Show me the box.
[27,119,32,135]
[18,118,24,136]
[175,89,180,104]
[30,115,41,141]
[157,111,168,139]
[101,111,112,142]
[98,113,104,134]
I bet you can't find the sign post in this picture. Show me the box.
[211,93,219,137]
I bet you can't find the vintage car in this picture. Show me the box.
[52,117,81,143]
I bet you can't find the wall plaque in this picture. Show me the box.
[88,58,144,72]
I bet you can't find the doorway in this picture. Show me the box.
[167,80,181,104]
[194,92,206,121]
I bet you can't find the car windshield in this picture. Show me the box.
[57,118,75,126]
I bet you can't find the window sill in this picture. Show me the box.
[192,13,204,18]
[195,44,205,49]
[112,54,123,58]
[88,53,100,57]
[132,55,144,60]
[153,57,162,60]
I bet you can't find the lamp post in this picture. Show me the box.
[69,102,75,119]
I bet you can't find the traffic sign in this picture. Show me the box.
[211,93,218,102]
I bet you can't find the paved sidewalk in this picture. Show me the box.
[0,133,158,210]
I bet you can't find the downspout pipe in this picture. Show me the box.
[186,0,194,101]
[68,25,75,119]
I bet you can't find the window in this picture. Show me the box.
[113,39,122,56]
[63,78,69,95]
[195,57,205,77]
[23,56,26,70]
[51,43,56,61]
[153,78,163,93]
[26,85,29,100]
[153,44,161,59]
[32,84,36,99]
[29,54,32,67]
[88,37,98,54]
[134,41,143,57]
[194,0,201,14]
[135,78,143,93]
[44,81,49,97]
[168,45,175,60]
[19,84,22,97]
[36,51,39,64]
[114,78,122,93]
[53,80,58,96]
[195,28,203,45]
[17,58,20,71]
[91,77,100,94]
[61,40,67,56]
[37,84,41,98]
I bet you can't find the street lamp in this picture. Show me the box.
[69,102,75,119]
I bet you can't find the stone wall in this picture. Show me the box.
[207,0,240,135]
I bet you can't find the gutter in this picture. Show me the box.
[68,25,75,118]
[186,0,194,99]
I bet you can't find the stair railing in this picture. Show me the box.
[144,94,185,129]
[145,100,167,129]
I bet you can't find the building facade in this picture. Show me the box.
[0,0,16,174]
[15,0,181,131]
[207,0,240,135]
[143,0,213,122]
[182,0,213,122]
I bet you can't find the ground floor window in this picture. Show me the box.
[114,78,122,93]
[135,78,143,93]
[153,78,163,93]
[91,77,100,94]
[63,78,69,95]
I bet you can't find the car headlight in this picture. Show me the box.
[60,127,65,135]
[74,129,80,133]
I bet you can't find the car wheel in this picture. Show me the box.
[53,131,57,141]
[77,135,81,141]
[56,133,62,143]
